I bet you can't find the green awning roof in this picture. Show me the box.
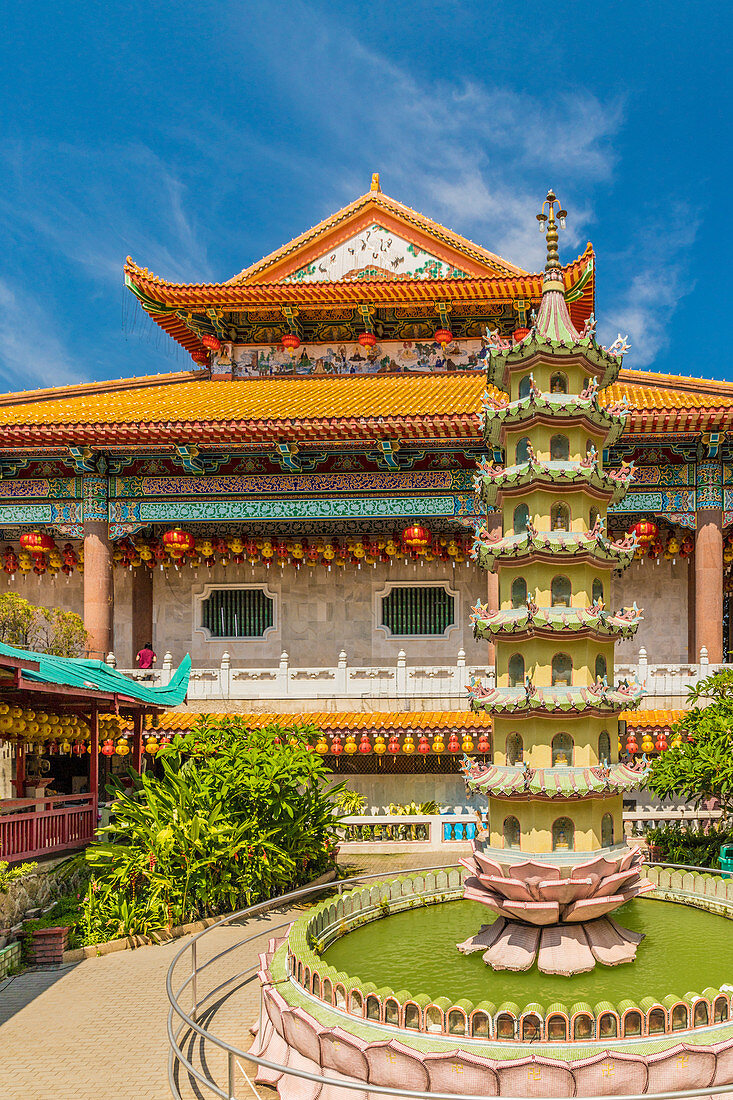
[0,641,190,709]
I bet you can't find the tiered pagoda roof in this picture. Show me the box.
[470,598,643,641]
[0,369,732,449]
[462,760,642,800]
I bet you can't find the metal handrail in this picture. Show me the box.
[166,861,733,1100]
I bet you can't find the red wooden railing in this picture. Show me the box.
[0,794,97,862]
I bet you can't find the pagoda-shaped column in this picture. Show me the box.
[459,192,650,977]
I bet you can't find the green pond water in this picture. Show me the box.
[322,899,733,1010]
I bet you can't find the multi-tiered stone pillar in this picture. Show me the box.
[460,194,650,977]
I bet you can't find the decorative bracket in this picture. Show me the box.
[69,446,105,474]
[0,457,29,480]
[434,301,452,329]
[512,298,529,327]
[367,440,424,471]
[173,445,226,476]
[273,442,326,472]
[282,306,301,337]
[702,431,727,459]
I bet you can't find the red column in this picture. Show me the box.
[695,508,724,663]
[132,712,143,772]
[88,708,99,813]
[84,521,114,659]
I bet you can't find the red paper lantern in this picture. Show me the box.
[513,327,531,342]
[625,735,639,755]
[358,332,377,349]
[101,738,115,757]
[655,735,668,752]
[477,734,491,753]
[358,733,371,754]
[330,737,343,756]
[282,334,301,352]
[20,531,54,554]
[629,519,658,547]
[417,735,430,755]
[201,334,221,352]
[402,525,431,550]
[447,734,461,753]
[387,736,400,754]
[434,328,453,347]
[162,528,195,554]
[192,352,208,366]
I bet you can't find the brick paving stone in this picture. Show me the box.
[0,852,455,1099]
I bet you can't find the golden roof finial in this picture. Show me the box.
[536,189,567,272]
[370,172,381,193]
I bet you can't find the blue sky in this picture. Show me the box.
[0,0,729,392]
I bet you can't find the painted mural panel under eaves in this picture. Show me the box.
[210,337,489,379]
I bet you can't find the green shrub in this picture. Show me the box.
[81,717,345,940]
[0,860,37,893]
[645,824,733,868]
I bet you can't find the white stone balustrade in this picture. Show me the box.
[109,646,725,704]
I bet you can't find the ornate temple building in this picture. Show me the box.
[0,176,730,747]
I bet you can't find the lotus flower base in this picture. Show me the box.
[458,842,652,975]
[457,915,645,976]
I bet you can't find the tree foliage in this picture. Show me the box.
[0,592,88,657]
[646,669,733,817]
[81,717,345,939]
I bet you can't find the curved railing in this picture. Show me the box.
[166,861,733,1100]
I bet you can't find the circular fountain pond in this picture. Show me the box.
[252,867,733,1098]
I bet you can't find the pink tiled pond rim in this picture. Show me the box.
[286,865,733,1042]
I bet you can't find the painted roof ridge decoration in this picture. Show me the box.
[462,760,643,799]
[0,640,191,708]
[470,598,643,641]
[466,674,645,715]
[475,453,635,508]
[470,518,638,570]
[482,383,629,449]
[484,325,627,395]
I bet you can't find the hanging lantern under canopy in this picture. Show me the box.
[163,528,195,555]
[281,334,301,353]
[402,525,431,551]
[434,328,453,348]
[20,531,54,555]
[358,332,377,349]
[629,519,658,547]
[201,334,221,353]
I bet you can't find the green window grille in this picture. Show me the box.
[202,588,274,638]
[381,586,455,636]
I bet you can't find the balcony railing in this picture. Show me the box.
[110,645,723,704]
[0,794,96,863]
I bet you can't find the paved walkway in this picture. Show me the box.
[0,852,450,1099]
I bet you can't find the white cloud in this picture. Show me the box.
[599,211,698,368]
[0,278,83,391]
[0,143,215,286]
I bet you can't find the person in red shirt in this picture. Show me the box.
[136,643,157,670]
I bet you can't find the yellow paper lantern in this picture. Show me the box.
[344,735,357,756]
[403,735,415,755]
[374,735,386,755]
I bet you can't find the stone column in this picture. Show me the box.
[131,566,154,665]
[83,521,114,659]
[695,508,724,664]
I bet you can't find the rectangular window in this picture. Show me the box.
[381,586,455,636]
[202,588,274,638]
